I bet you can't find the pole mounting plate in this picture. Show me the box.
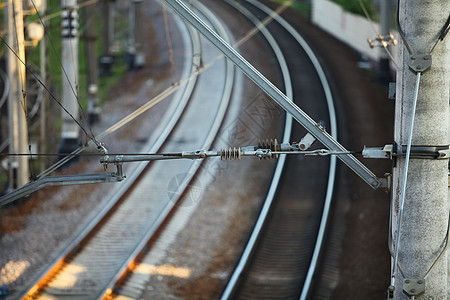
[403,278,425,297]
[408,54,432,73]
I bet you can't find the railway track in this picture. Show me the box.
[20,2,235,299]
[105,0,337,299]
[108,0,295,298]
[219,1,337,299]
[15,1,337,299]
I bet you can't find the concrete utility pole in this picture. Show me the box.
[6,0,29,190]
[391,0,450,298]
[83,1,100,124]
[58,0,80,154]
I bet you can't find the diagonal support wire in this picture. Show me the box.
[164,0,381,189]
[390,71,421,290]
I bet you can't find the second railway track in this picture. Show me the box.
[220,0,337,299]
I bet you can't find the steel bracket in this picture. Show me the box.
[408,54,432,73]
[403,278,425,297]
[0,171,125,207]
[378,173,392,191]
[362,144,393,159]
[388,82,396,100]
[438,148,450,159]
[397,145,449,159]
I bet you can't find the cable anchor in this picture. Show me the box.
[408,54,432,73]
[403,278,425,297]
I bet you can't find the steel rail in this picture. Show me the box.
[99,2,236,297]
[248,1,338,298]
[164,0,380,189]
[20,10,201,299]
[220,0,293,297]
[218,1,337,298]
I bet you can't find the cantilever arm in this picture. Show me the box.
[163,0,381,189]
[0,172,124,207]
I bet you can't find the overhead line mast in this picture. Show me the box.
[58,0,80,155]
[389,0,450,298]
[6,0,29,190]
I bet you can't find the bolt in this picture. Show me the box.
[411,56,416,60]
[424,56,429,60]
[417,280,423,284]
[405,279,411,284]
[410,289,416,294]
[417,65,422,70]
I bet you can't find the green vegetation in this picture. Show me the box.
[25,0,127,108]
[330,0,377,18]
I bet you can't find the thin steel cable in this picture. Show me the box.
[396,0,413,55]
[388,208,449,298]
[358,0,379,37]
[390,71,421,287]
[0,34,96,144]
[429,14,450,54]
[357,0,399,69]
[35,0,291,176]
[30,0,100,146]
[388,195,406,278]
[423,211,450,279]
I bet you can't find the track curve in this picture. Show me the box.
[219,1,337,299]
[20,3,235,299]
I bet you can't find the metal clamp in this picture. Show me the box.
[438,148,450,159]
[403,278,425,297]
[362,144,393,159]
[114,155,125,179]
[397,145,449,159]
[409,54,432,73]
[363,145,450,160]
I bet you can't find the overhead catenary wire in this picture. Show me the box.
[0,34,97,145]
[10,0,302,178]
[29,0,101,147]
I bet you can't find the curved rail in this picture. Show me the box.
[220,1,338,299]
[100,2,236,298]
[20,6,206,299]
[220,0,293,297]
